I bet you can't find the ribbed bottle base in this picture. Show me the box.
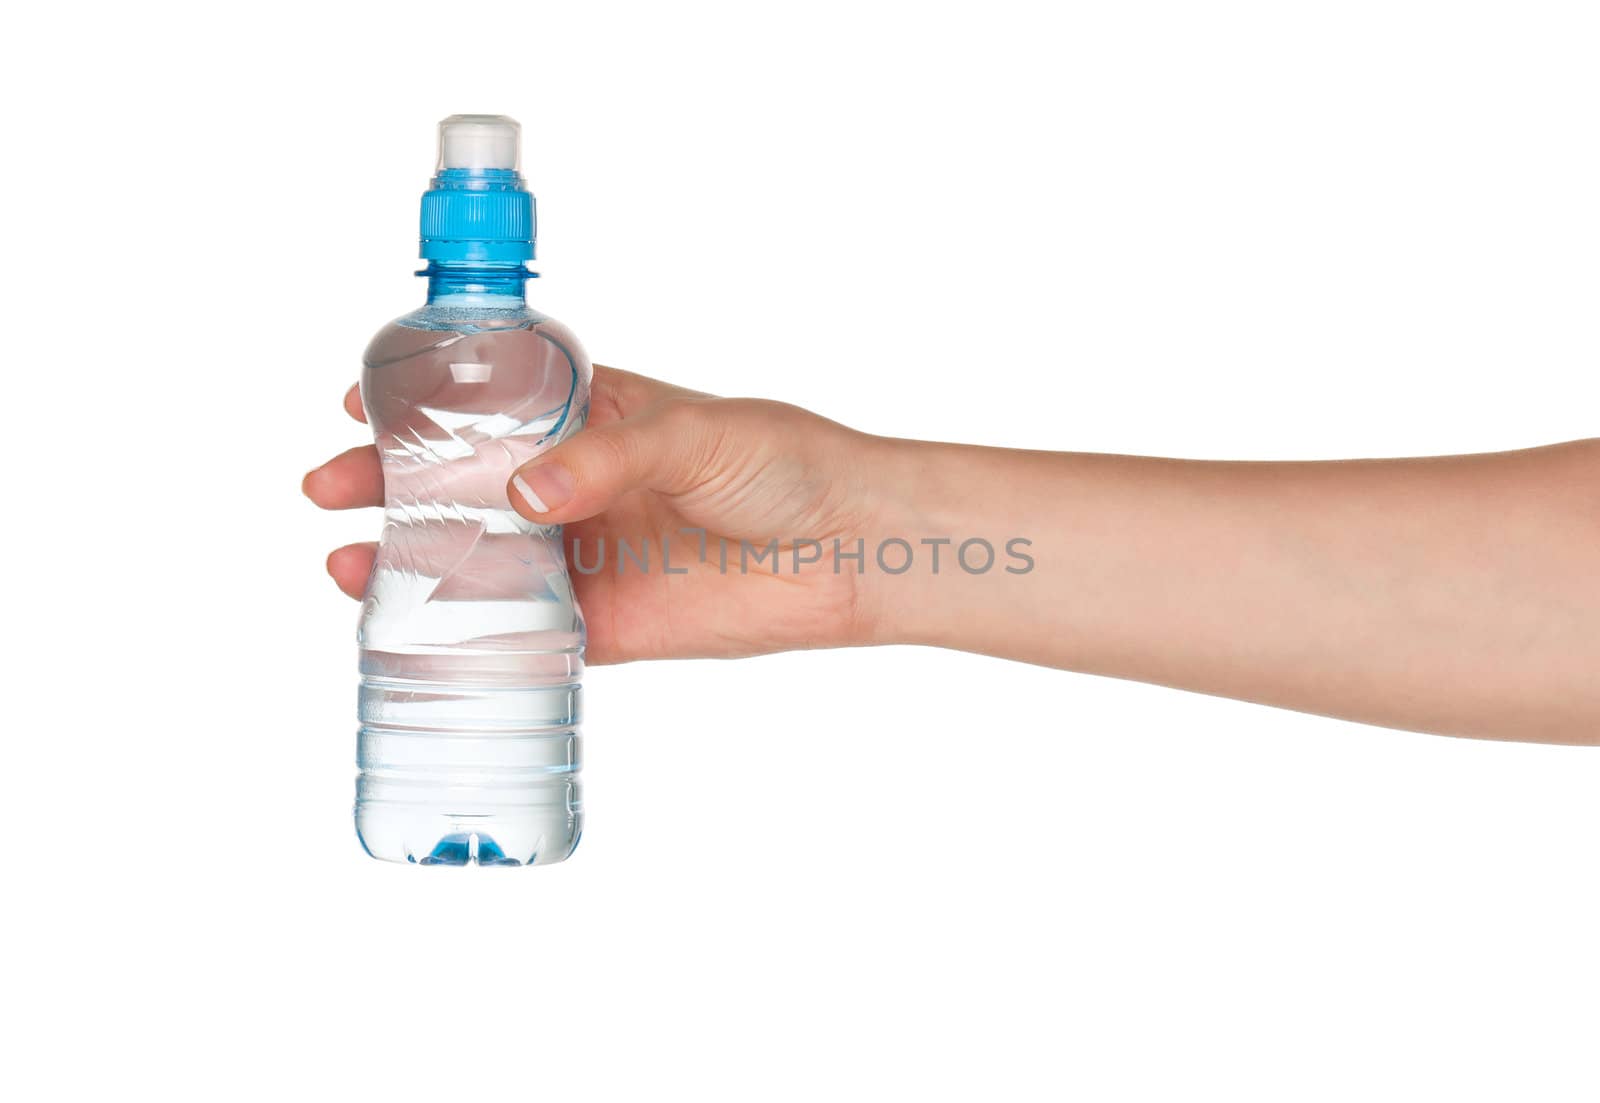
[355,782,581,867]
[355,673,582,867]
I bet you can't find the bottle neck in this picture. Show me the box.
[423,261,530,306]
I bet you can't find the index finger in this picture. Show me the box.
[590,364,711,426]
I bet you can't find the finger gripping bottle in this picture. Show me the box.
[354,115,590,866]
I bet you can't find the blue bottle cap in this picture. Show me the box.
[418,115,535,264]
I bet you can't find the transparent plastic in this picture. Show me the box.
[355,295,590,866]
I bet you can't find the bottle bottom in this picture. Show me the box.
[354,666,583,868]
[356,794,581,867]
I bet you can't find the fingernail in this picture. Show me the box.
[512,464,575,514]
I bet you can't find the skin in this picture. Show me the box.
[304,365,1600,745]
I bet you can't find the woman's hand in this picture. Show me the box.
[303,365,887,663]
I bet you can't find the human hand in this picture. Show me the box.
[303,365,889,663]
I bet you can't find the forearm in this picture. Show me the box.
[857,435,1600,743]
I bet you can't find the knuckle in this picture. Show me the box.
[584,426,637,477]
[650,397,726,486]
[727,397,808,426]
[655,394,711,431]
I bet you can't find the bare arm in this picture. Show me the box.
[861,437,1600,743]
[305,366,1600,744]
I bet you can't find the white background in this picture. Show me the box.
[4,2,1598,1099]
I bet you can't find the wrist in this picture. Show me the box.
[847,436,981,650]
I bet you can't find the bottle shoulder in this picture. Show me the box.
[387,301,552,333]
[363,303,590,376]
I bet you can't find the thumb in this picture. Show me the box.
[506,398,720,523]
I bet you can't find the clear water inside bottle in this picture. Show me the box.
[355,302,590,866]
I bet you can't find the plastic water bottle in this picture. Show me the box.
[354,115,590,866]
